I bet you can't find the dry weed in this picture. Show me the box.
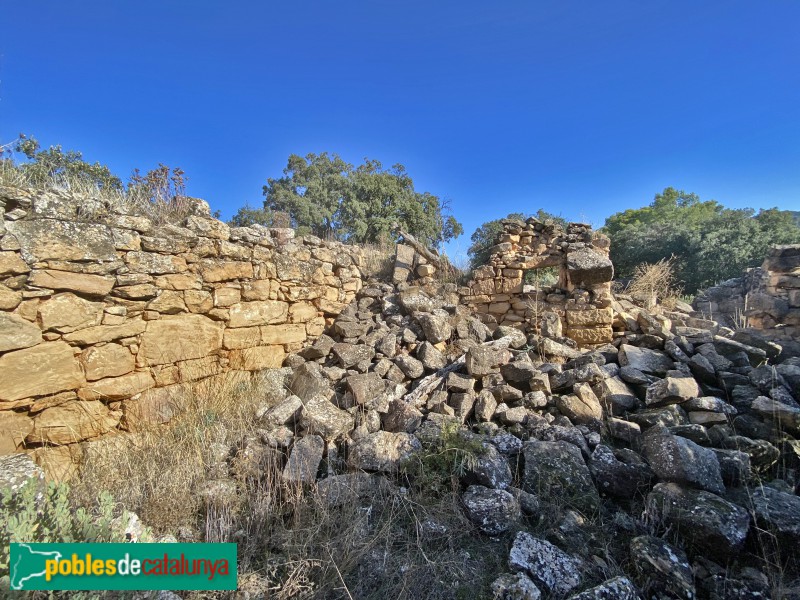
[626,257,683,310]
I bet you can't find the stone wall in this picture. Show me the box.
[0,186,365,456]
[461,217,615,346]
[694,245,800,341]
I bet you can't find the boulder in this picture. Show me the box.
[645,377,701,408]
[462,442,513,490]
[348,431,421,472]
[567,577,640,600]
[466,345,512,377]
[0,312,42,353]
[749,485,800,545]
[300,396,354,439]
[462,485,520,535]
[630,536,695,600]
[522,440,599,512]
[619,345,673,376]
[282,435,324,483]
[416,312,451,344]
[589,445,654,499]
[566,248,613,287]
[646,482,750,559]
[508,532,584,596]
[491,573,541,600]
[641,428,724,494]
[0,342,84,402]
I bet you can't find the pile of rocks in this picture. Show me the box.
[212,275,800,597]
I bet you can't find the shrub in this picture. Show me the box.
[625,257,683,310]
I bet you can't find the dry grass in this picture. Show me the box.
[0,159,198,224]
[625,257,684,310]
[68,371,507,599]
[360,242,395,280]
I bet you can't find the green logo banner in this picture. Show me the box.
[10,543,237,591]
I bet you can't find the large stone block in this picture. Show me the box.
[139,314,223,365]
[125,252,187,275]
[8,220,116,262]
[28,400,119,445]
[199,260,254,282]
[565,307,614,326]
[80,344,135,381]
[78,371,155,401]
[0,312,42,353]
[62,320,147,345]
[228,300,288,327]
[0,411,34,455]
[566,326,613,346]
[38,293,104,333]
[566,248,613,287]
[261,324,307,345]
[28,270,115,297]
[0,342,84,402]
[222,326,262,349]
[0,251,29,276]
[229,346,286,370]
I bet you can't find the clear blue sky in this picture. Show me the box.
[2,1,799,261]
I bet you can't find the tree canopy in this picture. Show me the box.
[263,153,462,248]
[603,187,800,293]
[467,210,566,270]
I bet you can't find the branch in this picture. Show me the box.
[402,335,514,407]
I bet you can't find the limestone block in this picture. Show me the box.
[153,273,202,291]
[241,280,272,301]
[139,314,223,365]
[184,290,214,313]
[110,228,141,251]
[8,220,116,262]
[261,324,307,345]
[30,444,83,482]
[113,284,159,300]
[566,326,613,346]
[213,287,241,307]
[0,410,34,455]
[28,269,115,297]
[146,290,187,314]
[306,316,326,337]
[0,251,29,276]
[125,251,187,274]
[565,307,614,327]
[38,293,104,333]
[566,248,614,287]
[229,300,288,327]
[0,342,84,402]
[289,301,318,323]
[63,320,147,345]
[178,356,222,382]
[223,326,262,349]
[80,344,136,381]
[0,285,22,310]
[199,260,254,282]
[393,243,415,283]
[122,386,183,428]
[185,216,230,240]
[229,346,286,370]
[78,370,156,401]
[28,400,119,445]
[0,312,43,352]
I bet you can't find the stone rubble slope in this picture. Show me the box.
[188,274,798,598]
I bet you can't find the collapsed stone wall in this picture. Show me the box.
[461,217,615,346]
[0,186,365,459]
[694,245,800,340]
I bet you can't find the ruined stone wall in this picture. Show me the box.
[0,186,365,456]
[694,245,800,340]
[461,218,615,346]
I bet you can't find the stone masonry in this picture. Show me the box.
[0,186,366,457]
[461,217,615,347]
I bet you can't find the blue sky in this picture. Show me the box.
[2,1,799,261]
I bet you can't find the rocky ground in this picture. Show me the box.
[193,276,800,599]
[5,275,800,599]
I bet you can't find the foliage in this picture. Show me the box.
[603,187,800,293]
[467,210,566,270]
[10,134,123,191]
[625,257,683,309]
[263,153,463,248]
[128,163,187,204]
[401,422,486,498]
[0,480,133,595]
[228,202,273,227]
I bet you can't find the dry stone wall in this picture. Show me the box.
[461,217,615,347]
[694,245,800,342]
[0,186,365,456]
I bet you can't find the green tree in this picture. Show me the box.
[263,152,352,239]
[262,153,462,248]
[228,202,273,227]
[467,210,565,270]
[13,134,123,191]
[603,188,800,293]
